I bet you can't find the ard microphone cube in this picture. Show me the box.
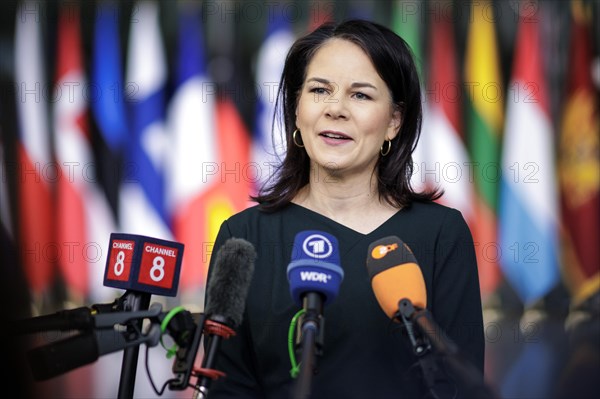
[104,233,184,297]
[287,230,344,306]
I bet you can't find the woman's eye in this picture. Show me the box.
[310,87,328,95]
[354,92,371,100]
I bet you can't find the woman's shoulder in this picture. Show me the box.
[226,203,262,219]
[404,200,465,221]
[224,204,264,227]
[222,202,295,231]
[219,202,309,245]
[399,200,471,239]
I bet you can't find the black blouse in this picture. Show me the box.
[205,201,484,399]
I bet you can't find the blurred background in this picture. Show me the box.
[0,0,598,398]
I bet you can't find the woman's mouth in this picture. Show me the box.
[319,131,352,141]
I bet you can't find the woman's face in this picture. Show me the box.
[295,38,401,177]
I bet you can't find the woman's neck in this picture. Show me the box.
[292,173,400,234]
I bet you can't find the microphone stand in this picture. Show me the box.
[292,292,323,399]
[397,299,499,399]
[17,300,217,397]
[191,315,234,399]
[117,291,152,399]
[17,302,164,381]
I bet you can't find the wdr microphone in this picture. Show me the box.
[194,237,256,399]
[366,235,426,318]
[287,230,344,306]
[287,230,344,399]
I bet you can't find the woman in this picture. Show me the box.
[206,19,484,398]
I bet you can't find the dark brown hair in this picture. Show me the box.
[252,19,442,211]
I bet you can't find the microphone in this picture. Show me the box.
[22,233,184,392]
[287,230,344,399]
[366,236,427,317]
[193,237,256,399]
[15,306,95,334]
[366,235,498,398]
[104,233,184,398]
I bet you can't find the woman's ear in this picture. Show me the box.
[388,107,402,140]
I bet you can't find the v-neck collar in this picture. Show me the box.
[286,202,406,238]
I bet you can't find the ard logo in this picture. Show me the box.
[303,234,333,259]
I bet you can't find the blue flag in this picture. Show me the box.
[91,2,127,151]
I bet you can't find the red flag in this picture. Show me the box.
[53,4,115,300]
[53,4,89,299]
[214,97,254,215]
[176,97,254,291]
[423,1,476,237]
[14,1,55,295]
[558,2,600,306]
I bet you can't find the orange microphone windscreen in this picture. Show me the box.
[366,236,427,318]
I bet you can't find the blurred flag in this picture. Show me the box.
[53,3,116,302]
[167,3,217,293]
[558,1,600,307]
[392,0,423,75]
[464,0,503,298]
[121,0,171,239]
[348,1,374,20]
[120,8,173,399]
[91,1,127,220]
[252,11,295,194]
[92,2,127,151]
[206,96,254,261]
[307,0,334,31]
[14,1,55,297]
[392,0,427,194]
[498,10,560,306]
[421,1,476,237]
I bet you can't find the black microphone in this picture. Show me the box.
[366,236,498,399]
[287,230,344,399]
[15,306,95,334]
[193,237,256,399]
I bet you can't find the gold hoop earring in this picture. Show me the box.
[293,129,304,148]
[381,139,391,156]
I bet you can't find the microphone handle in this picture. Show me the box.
[27,332,99,380]
[292,292,323,399]
[293,320,318,399]
[409,303,460,356]
[399,299,499,399]
[16,307,94,334]
[118,291,151,399]
[195,331,224,398]
[169,312,207,391]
